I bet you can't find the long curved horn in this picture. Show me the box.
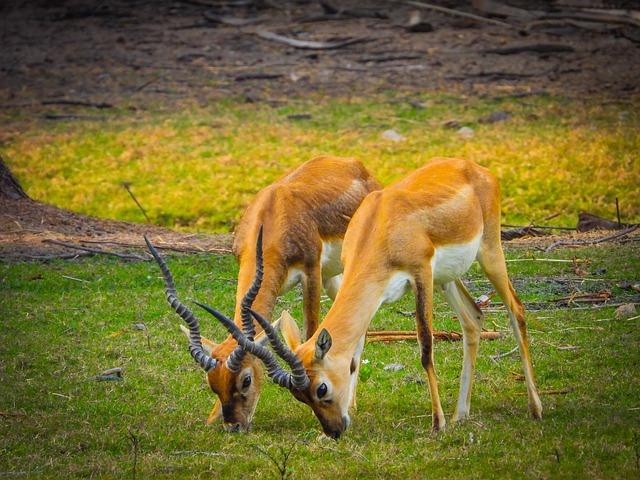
[240,225,264,340]
[196,302,309,390]
[145,236,217,372]
[225,225,265,371]
[248,309,309,390]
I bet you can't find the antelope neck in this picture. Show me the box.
[316,273,388,358]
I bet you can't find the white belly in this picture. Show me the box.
[381,271,412,304]
[378,235,482,305]
[280,267,303,294]
[431,235,481,285]
[320,240,343,280]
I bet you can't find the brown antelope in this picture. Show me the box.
[146,155,380,432]
[199,157,543,438]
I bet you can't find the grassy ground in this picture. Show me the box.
[2,94,639,231]
[1,241,639,479]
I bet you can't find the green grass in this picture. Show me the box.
[1,242,639,479]
[2,94,639,231]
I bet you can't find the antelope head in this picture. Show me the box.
[195,234,352,439]
[145,228,276,433]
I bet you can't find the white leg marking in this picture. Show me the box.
[442,280,483,422]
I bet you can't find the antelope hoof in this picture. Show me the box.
[452,410,469,424]
[432,414,446,432]
[529,395,543,420]
[529,404,543,420]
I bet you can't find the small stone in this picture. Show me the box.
[443,119,461,129]
[457,126,474,139]
[289,72,303,82]
[93,374,123,382]
[615,303,637,320]
[476,294,491,308]
[93,367,124,381]
[132,323,147,331]
[403,374,426,385]
[287,113,312,120]
[384,363,404,372]
[381,129,405,142]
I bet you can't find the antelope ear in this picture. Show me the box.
[179,325,217,355]
[206,399,222,425]
[254,317,281,347]
[315,328,332,360]
[278,310,301,350]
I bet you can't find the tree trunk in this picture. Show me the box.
[0,156,29,200]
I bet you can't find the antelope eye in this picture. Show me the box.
[242,375,252,389]
[317,383,328,399]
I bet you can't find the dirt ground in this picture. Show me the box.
[0,0,639,258]
[1,0,639,112]
[0,195,233,259]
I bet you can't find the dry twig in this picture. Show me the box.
[545,225,639,252]
[42,239,149,261]
[255,30,369,50]
[367,330,502,342]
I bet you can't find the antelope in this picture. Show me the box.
[146,155,380,432]
[199,157,543,438]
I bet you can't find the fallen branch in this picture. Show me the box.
[42,113,105,121]
[79,239,233,254]
[395,0,515,28]
[41,99,113,109]
[42,239,149,261]
[446,71,540,81]
[545,225,639,253]
[5,252,94,261]
[255,30,369,50]
[540,11,640,29]
[122,182,150,223]
[501,223,575,231]
[359,54,423,63]
[481,43,575,55]
[504,258,581,263]
[553,290,612,306]
[577,212,632,232]
[525,18,618,33]
[490,345,519,361]
[501,226,547,241]
[367,330,502,342]
[516,387,573,396]
[235,72,283,81]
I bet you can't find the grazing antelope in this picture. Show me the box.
[146,156,380,432]
[199,157,543,438]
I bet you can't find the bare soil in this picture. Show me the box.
[0,196,232,259]
[1,0,639,113]
[0,0,638,259]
